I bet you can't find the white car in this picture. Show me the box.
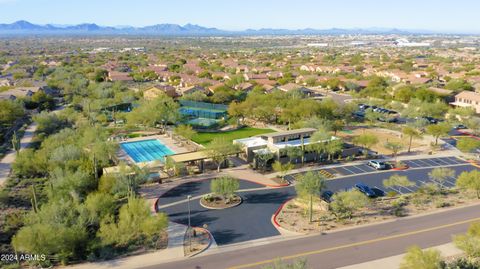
[367,160,386,170]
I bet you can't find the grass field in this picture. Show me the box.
[191,127,275,145]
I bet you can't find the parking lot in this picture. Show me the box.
[158,157,476,246]
[323,162,475,195]
[295,156,467,179]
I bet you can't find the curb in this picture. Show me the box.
[391,166,409,171]
[272,198,293,228]
[237,177,290,188]
[271,198,305,236]
[457,130,480,141]
[186,227,214,258]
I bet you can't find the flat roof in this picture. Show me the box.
[262,128,317,138]
[170,151,208,163]
[233,137,268,147]
[271,137,336,149]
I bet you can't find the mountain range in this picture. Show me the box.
[0,20,437,36]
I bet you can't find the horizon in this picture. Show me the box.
[0,0,479,34]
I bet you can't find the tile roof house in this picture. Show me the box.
[179,85,211,96]
[450,91,480,113]
[234,82,254,92]
[252,78,277,87]
[108,71,133,82]
[143,85,177,100]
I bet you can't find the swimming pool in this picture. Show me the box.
[120,139,175,163]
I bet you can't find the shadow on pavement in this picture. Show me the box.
[211,229,244,245]
[160,181,203,198]
[243,191,294,204]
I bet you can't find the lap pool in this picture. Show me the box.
[120,139,175,163]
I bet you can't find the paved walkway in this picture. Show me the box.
[67,222,187,269]
[338,243,462,269]
[0,122,37,187]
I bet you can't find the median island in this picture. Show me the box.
[200,176,242,209]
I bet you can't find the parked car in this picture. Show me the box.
[417,116,439,124]
[371,187,386,197]
[454,124,467,130]
[358,104,370,110]
[367,160,387,170]
[321,190,334,203]
[355,183,376,197]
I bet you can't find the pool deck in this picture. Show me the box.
[117,134,190,167]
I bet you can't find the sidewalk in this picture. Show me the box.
[0,122,37,187]
[337,243,462,269]
[66,222,187,269]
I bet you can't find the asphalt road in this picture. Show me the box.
[143,203,480,269]
[158,179,294,245]
[158,161,477,246]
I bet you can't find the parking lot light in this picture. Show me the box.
[187,195,192,251]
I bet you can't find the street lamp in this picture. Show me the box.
[187,195,192,251]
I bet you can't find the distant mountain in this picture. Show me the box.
[0,20,437,36]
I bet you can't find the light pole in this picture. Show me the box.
[187,195,192,251]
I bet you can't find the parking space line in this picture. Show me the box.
[437,158,452,165]
[340,166,358,175]
[444,177,456,187]
[442,157,456,164]
[445,157,464,164]
[402,185,415,192]
[421,158,439,166]
[432,158,450,165]
[387,186,401,194]
[415,159,434,167]
[353,165,370,173]
[334,167,354,175]
[348,166,368,174]
[363,165,377,171]
[330,168,343,176]
[403,160,420,168]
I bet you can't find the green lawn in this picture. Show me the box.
[191,127,275,145]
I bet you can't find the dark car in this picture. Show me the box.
[355,183,376,197]
[371,187,386,197]
[321,190,334,203]
[424,116,439,124]
[358,104,370,110]
[454,124,467,130]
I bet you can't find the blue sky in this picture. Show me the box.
[0,0,479,32]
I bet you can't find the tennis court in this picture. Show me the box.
[187,117,220,127]
[120,139,175,163]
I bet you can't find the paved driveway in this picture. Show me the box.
[158,179,294,245]
[157,158,477,246]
